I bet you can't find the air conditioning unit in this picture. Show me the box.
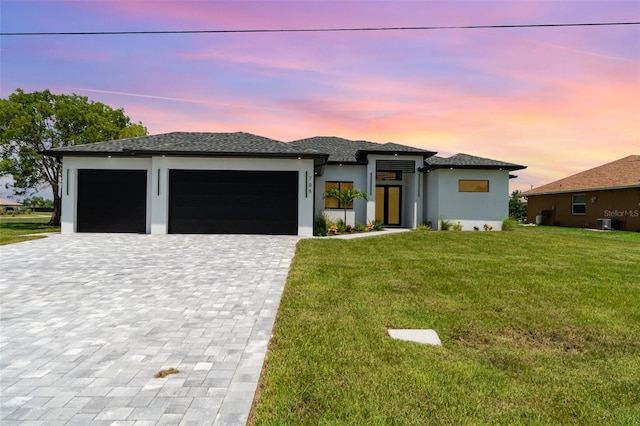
[596,218,611,230]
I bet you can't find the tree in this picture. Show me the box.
[323,186,368,224]
[23,196,54,210]
[0,89,147,225]
[509,190,527,222]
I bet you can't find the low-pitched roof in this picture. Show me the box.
[0,197,22,207]
[289,136,435,164]
[419,153,527,172]
[523,155,640,196]
[43,132,327,160]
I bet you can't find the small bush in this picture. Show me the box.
[453,221,463,231]
[354,223,369,232]
[368,219,384,231]
[502,217,518,231]
[314,213,330,236]
[336,219,347,233]
[440,218,453,231]
[416,223,431,231]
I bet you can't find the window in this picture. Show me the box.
[572,194,586,215]
[324,181,353,209]
[376,171,402,181]
[458,180,489,192]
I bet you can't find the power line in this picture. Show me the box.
[1,21,639,36]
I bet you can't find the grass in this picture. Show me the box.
[250,226,640,425]
[0,213,60,245]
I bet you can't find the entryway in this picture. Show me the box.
[375,185,402,226]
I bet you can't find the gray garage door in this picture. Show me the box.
[77,169,147,233]
[168,170,298,235]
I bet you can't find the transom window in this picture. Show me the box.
[458,180,489,192]
[376,171,402,181]
[324,181,354,209]
[572,194,586,215]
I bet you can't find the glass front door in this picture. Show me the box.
[375,186,402,226]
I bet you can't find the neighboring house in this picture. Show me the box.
[44,132,526,236]
[523,155,640,231]
[0,197,22,212]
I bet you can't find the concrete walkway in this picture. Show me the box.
[0,234,299,425]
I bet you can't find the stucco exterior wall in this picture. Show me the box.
[366,154,424,228]
[526,187,640,231]
[315,164,368,226]
[425,168,510,230]
[61,156,316,236]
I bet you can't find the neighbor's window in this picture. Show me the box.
[458,180,489,192]
[324,181,354,209]
[572,194,586,215]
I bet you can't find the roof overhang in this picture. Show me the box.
[42,149,327,160]
[419,164,527,172]
[523,184,640,197]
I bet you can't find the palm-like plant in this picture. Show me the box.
[323,187,368,224]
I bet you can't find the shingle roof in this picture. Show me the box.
[419,153,526,172]
[289,136,435,163]
[44,132,326,159]
[523,155,640,195]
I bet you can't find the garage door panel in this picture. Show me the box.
[77,169,147,233]
[169,170,298,235]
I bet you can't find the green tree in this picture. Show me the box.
[509,190,527,222]
[0,89,147,225]
[323,187,368,224]
[22,196,54,210]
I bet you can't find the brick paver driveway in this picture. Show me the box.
[0,233,299,425]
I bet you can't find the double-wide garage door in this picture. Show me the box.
[76,169,299,235]
[168,170,298,235]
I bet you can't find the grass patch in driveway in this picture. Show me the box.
[0,214,59,245]
[250,226,640,425]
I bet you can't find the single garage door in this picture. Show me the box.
[169,170,298,235]
[77,169,147,233]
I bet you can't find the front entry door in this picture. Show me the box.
[375,186,402,226]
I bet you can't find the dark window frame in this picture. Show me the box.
[324,181,354,209]
[572,194,586,215]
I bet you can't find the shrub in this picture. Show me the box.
[502,217,518,231]
[354,223,369,232]
[453,221,463,231]
[368,219,384,231]
[336,219,347,233]
[416,223,431,231]
[314,213,330,236]
[440,218,453,231]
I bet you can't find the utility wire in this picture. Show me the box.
[1,21,639,36]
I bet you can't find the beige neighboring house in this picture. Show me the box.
[523,155,640,231]
[0,197,22,212]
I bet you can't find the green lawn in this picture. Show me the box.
[0,213,60,245]
[250,226,640,425]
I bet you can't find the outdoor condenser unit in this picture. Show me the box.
[596,218,611,230]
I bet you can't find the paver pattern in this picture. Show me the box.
[0,233,299,425]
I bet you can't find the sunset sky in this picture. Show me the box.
[1,0,639,196]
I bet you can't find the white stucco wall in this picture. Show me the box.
[61,156,316,236]
[316,164,367,226]
[424,168,510,230]
[366,155,424,228]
